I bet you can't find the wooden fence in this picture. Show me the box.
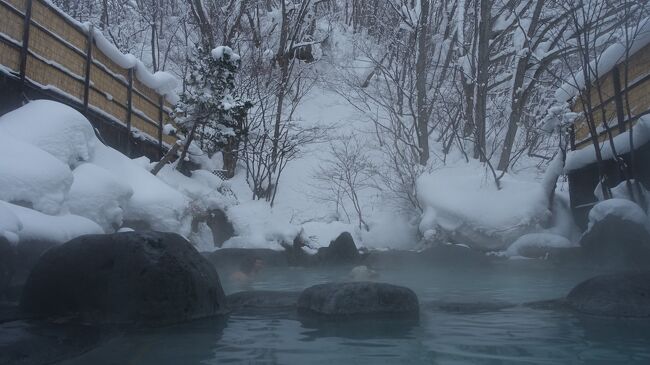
[0,0,178,155]
[570,42,650,150]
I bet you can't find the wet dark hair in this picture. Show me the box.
[239,257,261,274]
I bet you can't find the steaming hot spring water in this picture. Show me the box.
[56,256,650,365]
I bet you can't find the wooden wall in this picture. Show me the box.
[571,42,650,150]
[0,0,178,155]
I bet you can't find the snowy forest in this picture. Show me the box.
[31,0,647,248]
[2,0,650,363]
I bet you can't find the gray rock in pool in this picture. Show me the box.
[21,231,228,326]
[297,282,419,318]
[580,215,650,267]
[566,271,650,318]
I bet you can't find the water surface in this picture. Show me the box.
[60,260,650,364]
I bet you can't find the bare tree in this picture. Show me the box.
[312,135,377,231]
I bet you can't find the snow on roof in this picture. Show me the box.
[565,115,650,171]
[556,18,650,103]
[43,0,179,104]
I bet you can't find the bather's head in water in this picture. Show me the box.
[230,257,264,284]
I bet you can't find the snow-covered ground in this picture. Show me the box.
[0,93,576,255]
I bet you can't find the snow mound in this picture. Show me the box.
[64,163,134,232]
[91,144,191,235]
[0,201,103,244]
[0,100,97,167]
[223,200,300,251]
[0,133,72,214]
[156,165,233,212]
[587,199,647,230]
[0,203,22,245]
[503,233,576,259]
[416,162,550,250]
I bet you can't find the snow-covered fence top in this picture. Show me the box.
[567,30,650,151]
[0,0,178,149]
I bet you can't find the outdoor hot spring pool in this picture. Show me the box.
[58,261,650,365]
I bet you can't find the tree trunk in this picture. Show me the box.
[473,0,491,162]
[415,0,431,166]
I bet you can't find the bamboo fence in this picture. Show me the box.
[0,0,178,152]
[571,42,650,150]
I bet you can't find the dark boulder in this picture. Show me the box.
[0,237,15,301]
[21,231,227,326]
[297,282,419,318]
[566,271,650,318]
[205,209,234,247]
[316,232,361,265]
[579,215,650,267]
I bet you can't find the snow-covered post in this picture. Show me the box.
[19,0,34,83]
[126,67,134,157]
[82,24,94,114]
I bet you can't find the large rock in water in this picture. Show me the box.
[316,232,361,264]
[297,282,419,318]
[579,199,650,267]
[21,231,227,325]
[0,236,14,300]
[566,271,650,318]
[579,212,650,267]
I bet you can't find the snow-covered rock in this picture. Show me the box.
[416,162,551,250]
[0,133,72,215]
[91,144,191,235]
[0,100,97,168]
[65,163,134,232]
[156,165,233,212]
[580,199,650,266]
[587,198,647,231]
[0,204,22,245]
[0,201,103,244]
[503,233,576,259]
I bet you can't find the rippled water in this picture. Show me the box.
[61,261,650,364]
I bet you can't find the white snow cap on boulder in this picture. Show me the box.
[0,203,22,245]
[0,201,103,244]
[588,198,648,231]
[503,233,576,259]
[0,132,72,215]
[0,100,97,167]
[64,163,134,232]
[90,144,191,235]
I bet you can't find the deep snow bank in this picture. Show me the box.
[0,100,232,248]
[0,100,97,167]
[416,162,551,250]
